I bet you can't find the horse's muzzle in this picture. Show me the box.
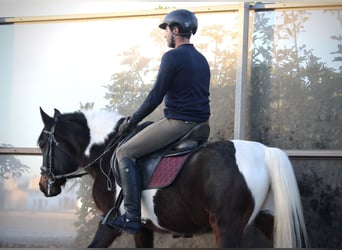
[39,174,62,197]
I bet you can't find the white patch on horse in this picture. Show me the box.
[232,140,271,225]
[83,110,123,156]
[116,187,166,230]
[141,189,167,230]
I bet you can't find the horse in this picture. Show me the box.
[37,107,310,248]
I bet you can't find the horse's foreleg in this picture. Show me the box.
[87,222,121,248]
[87,223,154,248]
[134,226,154,247]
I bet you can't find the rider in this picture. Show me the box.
[106,9,211,234]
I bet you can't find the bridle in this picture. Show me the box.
[40,117,123,195]
[40,119,87,195]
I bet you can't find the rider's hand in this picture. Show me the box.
[118,117,134,136]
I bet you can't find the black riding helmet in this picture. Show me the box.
[159,9,198,36]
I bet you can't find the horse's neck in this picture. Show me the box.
[82,110,123,156]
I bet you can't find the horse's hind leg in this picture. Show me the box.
[254,211,274,242]
[209,210,252,247]
[209,170,255,247]
[254,188,274,244]
[208,181,254,247]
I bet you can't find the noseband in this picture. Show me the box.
[40,120,87,195]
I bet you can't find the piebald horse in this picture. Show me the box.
[38,108,309,248]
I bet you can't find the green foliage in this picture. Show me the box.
[249,10,342,149]
[200,22,238,140]
[326,9,342,71]
[103,46,158,117]
[72,175,101,247]
[80,102,95,111]
[0,144,30,181]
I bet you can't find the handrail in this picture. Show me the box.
[0,4,241,25]
[251,1,342,10]
[1,2,341,25]
[0,147,341,159]
[286,150,342,159]
[0,147,41,155]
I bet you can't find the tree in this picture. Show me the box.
[249,10,342,150]
[326,9,342,72]
[80,102,95,111]
[72,175,101,247]
[198,20,239,140]
[0,144,30,209]
[103,45,164,121]
[0,144,30,181]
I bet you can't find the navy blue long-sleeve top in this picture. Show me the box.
[130,43,210,124]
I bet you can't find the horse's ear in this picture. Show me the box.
[53,108,61,119]
[40,107,54,129]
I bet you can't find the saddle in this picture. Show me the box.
[112,121,210,190]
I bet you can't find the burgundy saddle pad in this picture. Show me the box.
[146,154,190,189]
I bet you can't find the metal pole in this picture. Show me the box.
[234,2,249,139]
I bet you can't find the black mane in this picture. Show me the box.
[56,112,91,156]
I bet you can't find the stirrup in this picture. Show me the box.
[106,213,142,234]
[101,190,123,224]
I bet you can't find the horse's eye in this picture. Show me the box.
[38,134,47,148]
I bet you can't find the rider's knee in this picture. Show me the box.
[116,144,136,163]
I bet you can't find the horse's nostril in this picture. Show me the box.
[39,183,48,197]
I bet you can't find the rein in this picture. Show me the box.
[70,134,122,179]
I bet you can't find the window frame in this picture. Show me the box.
[0,2,341,160]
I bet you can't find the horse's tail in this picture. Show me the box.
[264,147,310,248]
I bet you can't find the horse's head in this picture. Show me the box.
[38,107,90,197]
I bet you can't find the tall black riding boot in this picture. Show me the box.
[106,157,142,234]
